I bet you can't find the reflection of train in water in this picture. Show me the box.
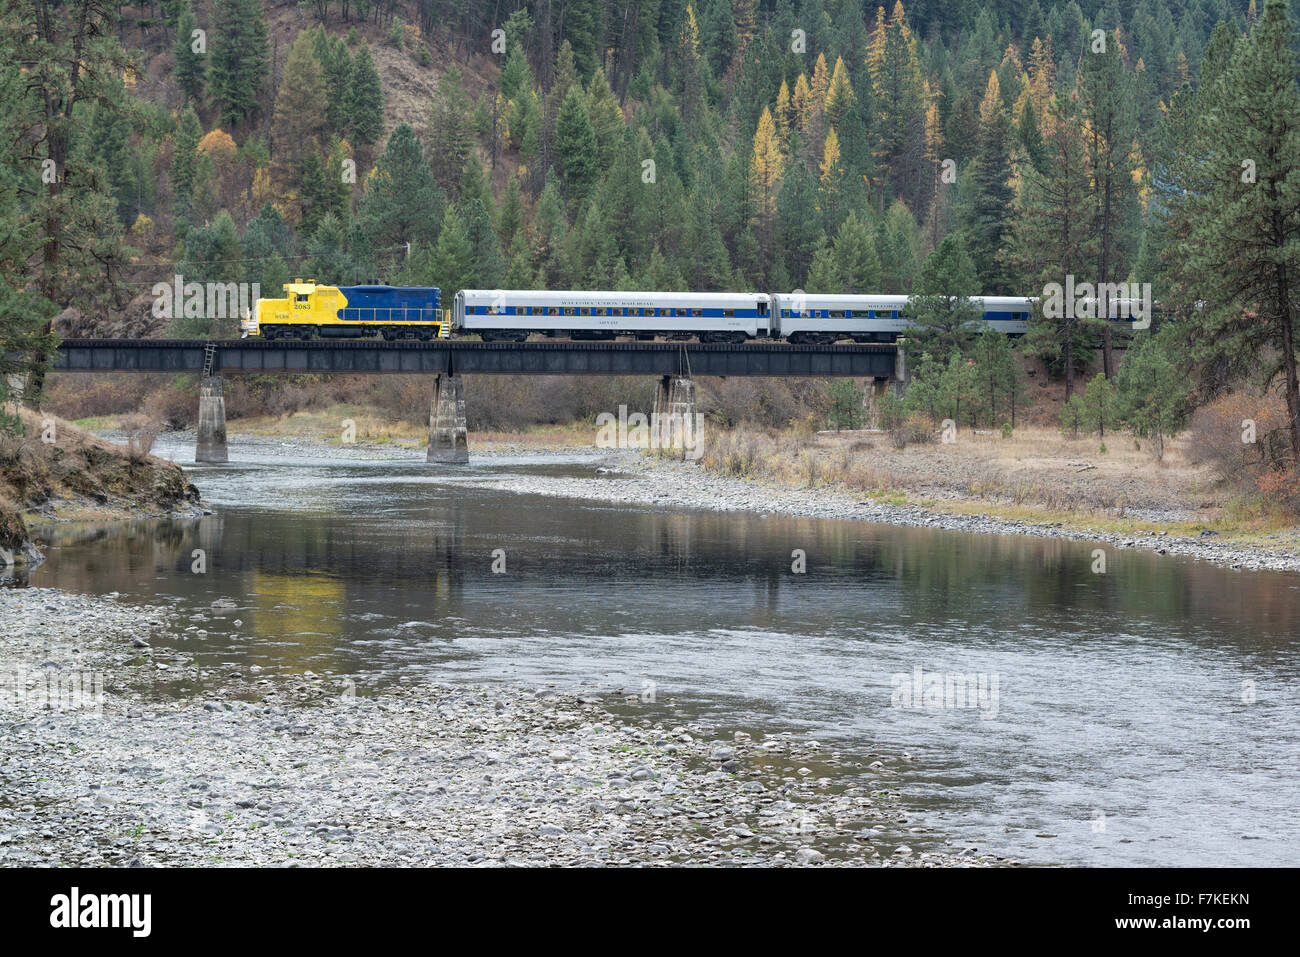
[242,282,1145,343]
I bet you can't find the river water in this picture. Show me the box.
[20,438,1300,866]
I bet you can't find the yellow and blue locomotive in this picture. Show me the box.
[241,281,445,340]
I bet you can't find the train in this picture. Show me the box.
[242,281,445,340]
[241,281,1140,343]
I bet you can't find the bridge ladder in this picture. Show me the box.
[202,342,216,378]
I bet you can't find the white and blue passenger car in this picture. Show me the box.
[455,289,774,342]
[771,294,1035,343]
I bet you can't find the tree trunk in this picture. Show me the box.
[1064,326,1075,399]
[1278,266,1300,464]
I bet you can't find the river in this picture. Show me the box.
[21,437,1300,866]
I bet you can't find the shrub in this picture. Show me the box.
[143,382,196,430]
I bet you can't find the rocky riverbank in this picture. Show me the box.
[2,411,204,577]
[0,587,1001,867]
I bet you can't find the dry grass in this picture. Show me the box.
[698,422,1246,527]
[1,405,197,523]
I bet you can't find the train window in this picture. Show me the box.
[692,309,703,317]
[723,309,734,318]
[830,310,845,318]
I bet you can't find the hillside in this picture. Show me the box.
[7,0,1300,519]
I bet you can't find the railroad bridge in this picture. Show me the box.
[50,338,908,463]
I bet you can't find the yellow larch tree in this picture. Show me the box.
[749,106,785,267]
[825,55,855,128]
[819,126,844,223]
[775,79,793,144]
[792,73,814,134]
[810,52,831,109]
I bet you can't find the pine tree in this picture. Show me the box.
[832,211,883,294]
[678,4,704,130]
[462,198,505,288]
[555,87,599,204]
[348,44,384,147]
[1115,330,1188,458]
[1081,373,1119,437]
[356,123,445,251]
[174,3,206,103]
[906,233,982,358]
[209,0,269,127]
[428,66,474,196]
[584,69,624,169]
[271,32,327,200]
[11,0,136,393]
[170,106,204,228]
[500,46,532,100]
[308,212,348,285]
[1178,0,1300,460]
[972,325,1024,427]
[1080,28,1140,378]
[319,32,353,133]
[498,175,524,247]
[868,2,926,206]
[775,163,821,286]
[0,147,56,426]
[1009,93,1098,398]
[880,199,919,293]
[962,70,1014,293]
[243,201,296,290]
[428,208,472,292]
[807,240,842,293]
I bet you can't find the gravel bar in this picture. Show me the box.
[0,588,1005,867]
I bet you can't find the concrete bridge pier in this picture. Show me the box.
[864,345,910,428]
[195,376,228,463]
[865,378,890,428]
[653,375,698,457]
[427,373,468,464]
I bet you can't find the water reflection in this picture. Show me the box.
[12,456,1300,866]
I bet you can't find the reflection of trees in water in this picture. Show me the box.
[27,516,206,592]
[224,513,465,594]
[23,499,1297,657]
